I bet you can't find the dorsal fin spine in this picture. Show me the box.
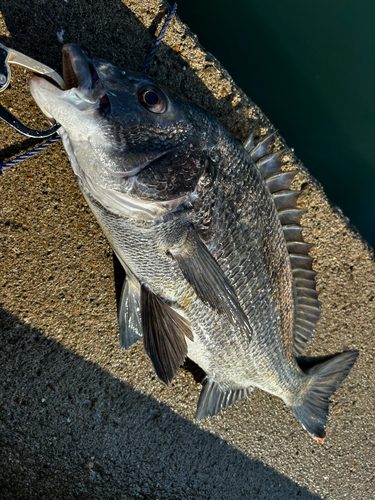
[244,131,321,355]
[295,279,316,290]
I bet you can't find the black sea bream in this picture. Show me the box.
[29,44,358,442]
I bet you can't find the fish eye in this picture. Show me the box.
[139,87,167,113]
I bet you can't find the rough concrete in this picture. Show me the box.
[0,1,374,499]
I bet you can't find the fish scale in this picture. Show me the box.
[29,43,359,442]
[210,140,294,357]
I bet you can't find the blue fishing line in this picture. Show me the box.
[141,3,177,73]
[0,3,177,175]
[0,134,60,175]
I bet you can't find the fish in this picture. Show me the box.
[29,44,359,442]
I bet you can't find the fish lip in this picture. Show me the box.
[61,43,106,104]
[29,43,106,117]
[28,76,61,121]
[62,43,92,91]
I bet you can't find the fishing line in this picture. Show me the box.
[141,2,177,73]
[0,3,177,175]
[0,135,61,175]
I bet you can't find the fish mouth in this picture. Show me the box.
[61,44,109,108]
[62,44,93,90]
[29,44,108,121]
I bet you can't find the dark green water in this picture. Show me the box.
[176,0,375,248]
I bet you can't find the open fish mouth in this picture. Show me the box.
[62,44,93,90]
[61,44,110,109]
[29,44,108,121]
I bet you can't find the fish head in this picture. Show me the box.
[29,44,216,220]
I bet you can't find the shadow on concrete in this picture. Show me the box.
[0,308,321,500]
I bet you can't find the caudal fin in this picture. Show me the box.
[289,350,359,442]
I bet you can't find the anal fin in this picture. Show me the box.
[196,378,253,420]
[118,277,142,350]
[141,284,193,385]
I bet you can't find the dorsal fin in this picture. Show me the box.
[243,132,321,355]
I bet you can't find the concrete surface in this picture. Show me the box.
[0,1,374,499]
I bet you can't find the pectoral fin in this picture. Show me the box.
[169,227,252,341]
[118,277,142,350]
[141,284,193,385]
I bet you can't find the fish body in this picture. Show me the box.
[29,44,358,441]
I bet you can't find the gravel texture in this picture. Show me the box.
[0,1,374,499]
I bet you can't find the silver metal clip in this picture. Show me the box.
[0,43,65,137]
[0,43,66,92]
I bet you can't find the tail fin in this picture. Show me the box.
[289,350,359,442]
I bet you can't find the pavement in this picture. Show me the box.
[0,1,374,499]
